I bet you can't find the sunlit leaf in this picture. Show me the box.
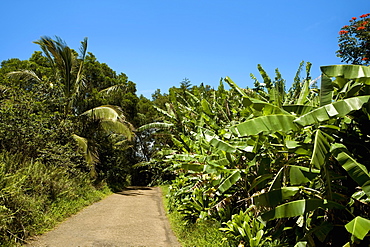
[294,96,370,126]
[345,216,370,240]
[331,143,370,198]
[218,170,241,193]
[261,199,345,221]
[233,115,298,136]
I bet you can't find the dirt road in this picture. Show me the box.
[25,186,180,247]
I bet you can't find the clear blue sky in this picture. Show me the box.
[1,1,369,98]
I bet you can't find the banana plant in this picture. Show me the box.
[143,63,370,245]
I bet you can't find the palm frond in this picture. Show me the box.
[99,84,128,95]
[100,120,135,141]
[81,105,125,121]
[72,134,99,178]
[7,70,42,83]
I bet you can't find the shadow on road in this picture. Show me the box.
[115,186,153,196]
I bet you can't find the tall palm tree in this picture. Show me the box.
[33,36,87,116]
[9,36,135,173]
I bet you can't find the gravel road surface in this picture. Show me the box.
[25,186,180,247]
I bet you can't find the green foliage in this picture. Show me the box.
[0,152,110,245]
[220,207,274,246]
[143,62,370,246]
[0,36,155,245]
[161,185,229,247]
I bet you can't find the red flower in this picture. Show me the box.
[339,30,349,35]
[342,25,349,28]
[357,26,366,30]
[362,21,368,26]
[360,14,370,18]
[352,17,357,20]
[362,57,368,60]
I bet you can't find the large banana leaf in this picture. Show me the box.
[203,129,238,153]
[345,216,370,240]
[319,74,334,107]
[253,187,301,207]
[242,97,289,115]
[310,130,334,169]
[261,199,345,221]
[232,115,298,136]
[321,65,370,80]
[289,166,310,185]
[297,80,310,105]
[283,105,316,116]
[218,170,241,193]
[294,96,370,126]
[331,143,370,198]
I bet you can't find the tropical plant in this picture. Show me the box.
[141,62,370,246]
[33,36,88,116]
[7,37,135,180]
[220,206,274,247]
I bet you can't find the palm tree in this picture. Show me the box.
[33,36,87,117]
[9,36,134,173]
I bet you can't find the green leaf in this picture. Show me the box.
[100,120,134,140]
[294,96,370,126]
[218,170,241,193]
[224,76,247,97]
[285,140,300,149]
[331,143,370,198]
[294,241,307,247]
[72,134,98,168]
[345,216,370,240]
[319,74,333,106]
[137,122,174,132]
[310,130,334,169]
[201,99,214,116]
[297,80,310,105]
[283,105,316,116]
[203,129,238,153]
[81,105,124,121]
[290,167,310,185]
[321,65,370,79]
[254,187,301,207]
[243,97,288,115]
[233,115,298,136]
[261,199,345,221]
[179,163,204,172]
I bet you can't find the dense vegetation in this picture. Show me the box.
[0,36,158,245]
[1,13,370,247]
[141,62,370,246]
[137,14,370,246]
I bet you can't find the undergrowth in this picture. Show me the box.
[160,185,231,247]
[0,152,112,246]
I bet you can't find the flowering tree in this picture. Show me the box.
[337,13,370,65]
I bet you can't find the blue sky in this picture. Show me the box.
[1,1,369,98]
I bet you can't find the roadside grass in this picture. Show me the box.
[160,185,230,247]
[34,184,112,235]
[0,153,112,246]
